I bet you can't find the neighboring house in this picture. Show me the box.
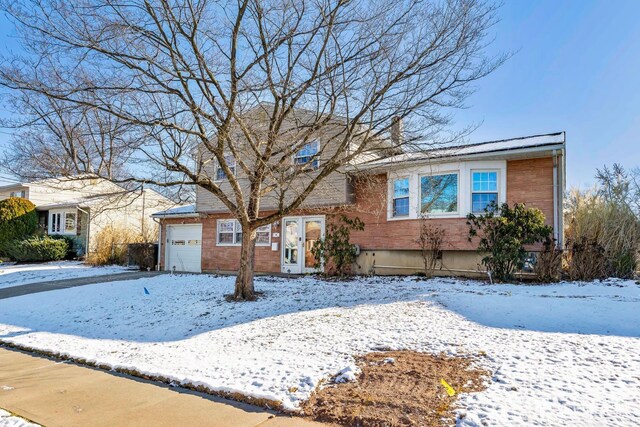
[153,128,566,276]
[0,176,175,256]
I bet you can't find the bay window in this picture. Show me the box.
[420,173,458,214]
[392,178,410,217]
[471,171,499,213]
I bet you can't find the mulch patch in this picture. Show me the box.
[301,350,489,427]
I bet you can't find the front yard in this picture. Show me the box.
[0,274,638,426]
[0,261,129,290]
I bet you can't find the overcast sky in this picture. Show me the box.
[0,0,638,188]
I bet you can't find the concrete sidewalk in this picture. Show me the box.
[0,348,324,427]
[0,271,166,300]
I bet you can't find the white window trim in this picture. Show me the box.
[214,155,237,182]
[293,139,321,170]
[418,170,460,218]
[470,169,501,214]
[386,160,506,220]
[216,219,271,246]
[48,209,77,235]
[389,175,411,219]
[256,224,272,246]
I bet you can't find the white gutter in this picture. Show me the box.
[151,213,200,219]
[152,217,162,271]
[552,149,559,245]
[76,206,91,257]
[350,143,567,173]
[558,146,566,247]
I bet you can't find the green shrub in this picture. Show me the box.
[311,215,364,277]
[467,202,552,282]
[50,235,79,260]
[7,236,68,262]
[0,197,38,256]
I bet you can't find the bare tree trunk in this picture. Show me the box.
[233,226,257,301]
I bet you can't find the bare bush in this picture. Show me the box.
[565,188,640,279]
[534,237,563,282]
[565,237,607,281]
[415,220,445,278]
[86,225,145,266]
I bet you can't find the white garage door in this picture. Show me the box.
[166,224,202,273]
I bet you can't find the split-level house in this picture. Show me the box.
[0,176,175,256]
[153,114,566,276]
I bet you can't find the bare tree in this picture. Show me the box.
[596,163,640,217]
[0,0,504,300]
[0,91,136,180]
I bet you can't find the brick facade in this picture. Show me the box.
[160,156,556,273]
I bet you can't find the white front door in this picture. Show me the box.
[281,216,325,274]
[165,224,202,273]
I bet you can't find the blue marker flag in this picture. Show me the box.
[144,287,150,295]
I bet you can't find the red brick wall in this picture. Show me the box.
[343,174,475,251]
[160,215,282,273]
[344,157,556,252]
[506,157,555,227]
[160,156,556,272]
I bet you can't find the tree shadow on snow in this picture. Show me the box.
[0,275,637,342]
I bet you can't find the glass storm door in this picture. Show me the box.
[303,218,323,273]
[282,218,302,273]
[281,216,325,274]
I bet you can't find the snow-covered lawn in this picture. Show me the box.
[0,409,38,427]
[0,275,638,426]
[0,261,130,289]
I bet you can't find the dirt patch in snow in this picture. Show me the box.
[301,350,488,427]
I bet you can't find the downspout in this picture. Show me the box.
[153,217,162,271]
[77,206,90,259]
[559,145,566,248]
[552,150,559,246]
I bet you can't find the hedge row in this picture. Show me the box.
[6,236,68,262]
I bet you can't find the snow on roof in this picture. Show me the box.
[152,204,197,218]
[364,132,565,168]
[36,197,110,210]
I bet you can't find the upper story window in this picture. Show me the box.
[294,140,320,170]
[217,219,271,246]
[471,171,499,213]
[9,190,26,198]
[215,155,236,181]
[392,178,410,217]
[420,173,458,214]
[49,211,76,235]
